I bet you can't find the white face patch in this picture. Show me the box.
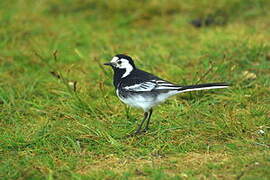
[111,56,134,78]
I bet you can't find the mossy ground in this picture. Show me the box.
[0,0,270,179]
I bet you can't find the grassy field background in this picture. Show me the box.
[1,0,270,179]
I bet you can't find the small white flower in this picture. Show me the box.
[258,129,265,135]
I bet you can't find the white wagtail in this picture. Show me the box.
[104,54,229,135]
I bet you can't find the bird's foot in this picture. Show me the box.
[128,130,143,137]
[141,127,149,133]
[125,128,149,138]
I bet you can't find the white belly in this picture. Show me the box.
[116,89,178,111]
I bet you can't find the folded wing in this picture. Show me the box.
[123,79,181,92]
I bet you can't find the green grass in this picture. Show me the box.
[1,0,270,179]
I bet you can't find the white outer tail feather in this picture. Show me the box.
[178,85,229,93]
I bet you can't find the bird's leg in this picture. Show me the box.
[134,111,149,134]
[143,108,153,132]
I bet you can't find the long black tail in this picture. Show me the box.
[178,82,229,93]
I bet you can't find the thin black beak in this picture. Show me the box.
[104,62,117,67]
[104,62,112,66]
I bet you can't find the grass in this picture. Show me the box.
[0,0,270,179]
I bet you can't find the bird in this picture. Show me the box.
[104,54,229,135]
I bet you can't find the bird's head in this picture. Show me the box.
[104,54,136,78]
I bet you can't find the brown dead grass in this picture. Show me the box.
[75,150,270,179]
[76,152,230,176]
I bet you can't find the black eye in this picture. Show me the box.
[117,61,122,64]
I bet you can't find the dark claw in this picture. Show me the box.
[124,129,146,138]
[141,127,149,133]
